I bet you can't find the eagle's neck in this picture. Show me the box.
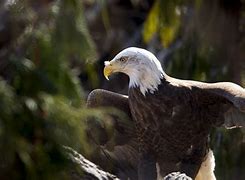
[128,64,164,96]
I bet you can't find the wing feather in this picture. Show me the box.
[187,81,245,128]
[86,89,138,179]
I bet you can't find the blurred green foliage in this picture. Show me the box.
[0,0,98,179]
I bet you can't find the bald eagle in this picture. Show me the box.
[87,47,245,180]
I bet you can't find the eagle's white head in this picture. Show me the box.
[104,47,164,95]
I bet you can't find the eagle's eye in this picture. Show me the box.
[118,57,127,62]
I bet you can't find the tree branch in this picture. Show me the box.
[64,146,119,180]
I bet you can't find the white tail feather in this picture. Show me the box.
[195,149,216,180]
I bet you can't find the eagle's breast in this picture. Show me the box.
[128,79,212,160]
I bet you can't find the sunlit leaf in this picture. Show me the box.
[143,0,181,47]
[143,0,160,43]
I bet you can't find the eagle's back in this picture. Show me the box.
[128,77,231,176]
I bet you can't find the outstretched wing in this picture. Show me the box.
[86,89,135,146]
[190,81,245,128]
[87,89,131,115]
[86,89,138,179]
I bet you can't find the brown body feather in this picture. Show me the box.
[129,75,238,178]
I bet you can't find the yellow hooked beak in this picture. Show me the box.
[103,61,114,80]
